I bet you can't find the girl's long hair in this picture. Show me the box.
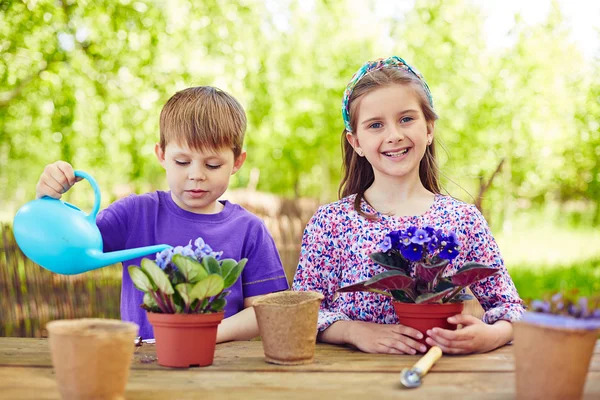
[338,68,440,218]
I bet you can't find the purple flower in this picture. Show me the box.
[388,231,401,249]
[438,232,460,260]
[438,243,459,260]
[174,241,196,258]
[531,300,551,313]
[155,236,223,271]
[551,293,563,303]
[411,229,430,245]
[155,247,175,270]
[579,297,588,316]
[401,243,423,262]
[380,236,392,252]
[424,226,436,237]
[400,235,412,246]
[193,237,223,260]
[405,226,417,239]
[427,234,439,253]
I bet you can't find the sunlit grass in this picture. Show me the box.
[509,259,600,301]
[495,217,600,300]
[497,225,600,268]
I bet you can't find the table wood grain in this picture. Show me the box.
[1,338,598,399]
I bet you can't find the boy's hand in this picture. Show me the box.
[35,161,80,199]
[346,321,427,355]
[425,315,512,354]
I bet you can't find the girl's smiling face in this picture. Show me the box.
[347,84,434,185]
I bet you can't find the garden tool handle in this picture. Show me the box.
[413,346,442,375]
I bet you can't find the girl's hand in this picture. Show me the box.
[35,161,81,199]
[425,315,511,354]
[347,321,428,355]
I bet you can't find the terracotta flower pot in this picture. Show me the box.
[514,313,600,400]
[147,311,224,368]
[253,291,324,365]
[393,301,464,347]
[46,318,138,400]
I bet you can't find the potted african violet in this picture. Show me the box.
[514,293,600,400]
[129,237,246,368]
[338,225,498,347]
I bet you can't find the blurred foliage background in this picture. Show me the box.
[1,0,600,301]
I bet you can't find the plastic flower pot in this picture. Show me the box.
[393,301,464,348]
[253,291,324,365]
[513,312,600,400]
[147,311,224,368]
[46,318,138,400]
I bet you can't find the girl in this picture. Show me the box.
[292,56,524,355]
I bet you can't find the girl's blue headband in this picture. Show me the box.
[341,56,433,132]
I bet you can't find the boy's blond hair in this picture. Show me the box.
[159,86,247,158]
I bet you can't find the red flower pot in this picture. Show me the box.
[147,311,224,368]
[392,302,464,347]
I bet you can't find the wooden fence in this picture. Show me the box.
[0,213,308,337]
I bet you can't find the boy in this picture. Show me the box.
[36,86,289,341]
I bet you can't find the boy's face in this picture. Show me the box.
[155,142,246,214]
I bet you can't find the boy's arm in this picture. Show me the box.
[216,295,262,343]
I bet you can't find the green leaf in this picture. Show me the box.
[415,287,455,304]
[391,290,415,303]
[365,270,414,291]
[175,283,194,308]
[128,266,154,292]
[449,293,475,302]
[450,263,499,287]
[337,280,370,293]
[369,251,410,273]
[203,256,221,275]
[141,258,174,295]
[222,258,247,288]
[434,278,455,292]
[416,259,449,282]
[210,298,227,312]
[172,254,208,283]
[190,274,224,301]
[143,293,158,308]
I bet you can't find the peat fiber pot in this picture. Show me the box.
[253,291,324,365]
[147,311,224,368]
[46,318,138,400]
[393,301,464,348]
[513,313,600,400]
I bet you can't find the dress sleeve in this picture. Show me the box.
[463,205,525,323]
[292,207,351,331]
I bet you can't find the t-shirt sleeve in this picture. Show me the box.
[292,207,351,332]
[96,195,138,252]
[241,220,289,298]
[464,205,525,324]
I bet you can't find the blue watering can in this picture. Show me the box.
[13,170,171,275]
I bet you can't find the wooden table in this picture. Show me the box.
[0,338,599,399]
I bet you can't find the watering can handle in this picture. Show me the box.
[73,170,101,223]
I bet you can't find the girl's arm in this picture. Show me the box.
[216,295,262,343]
[465,205,525,324]
[293,206,424,354]
[428,205,524,354]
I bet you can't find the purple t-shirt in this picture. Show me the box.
[96,190,289,339]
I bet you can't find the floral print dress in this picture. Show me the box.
[292,194,525,332]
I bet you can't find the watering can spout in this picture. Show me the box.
[87,245,171,270]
